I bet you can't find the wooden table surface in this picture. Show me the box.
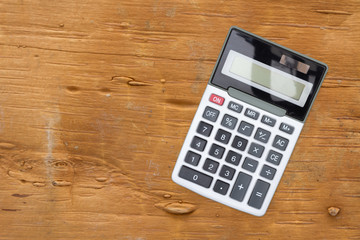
[0,0,359,239]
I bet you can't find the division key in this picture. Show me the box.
[179,165,213,188]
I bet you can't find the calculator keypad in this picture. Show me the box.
[175,88,300,215]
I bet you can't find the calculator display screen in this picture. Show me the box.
[222,50,313,107]
[210,28,328,121]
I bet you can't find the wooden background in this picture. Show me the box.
[0,0,359,239]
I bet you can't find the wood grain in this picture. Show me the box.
[0,0,359,239]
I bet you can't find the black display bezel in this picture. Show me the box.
[211,27,328,121]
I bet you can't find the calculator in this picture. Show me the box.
[171,27,328,216]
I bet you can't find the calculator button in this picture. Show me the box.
[261,115,276,127]
[179,165,213,188]
[203,106,219,122]
[231,136,248,151]
[266,150,283,166]
[219,165,235,180]
[225,150,242,166]
[228,101,243,113]
[260,165,276,180]
[238,121,254,136]
[203,158,219,174]
[273,135,289,151]
[244,108,259,120]
[184,151,201,166]
[248,142,265,158]
[230,172,252,202]
[213,180,230,195]
[248,179,270,209]
[279,122,294,134]
[209,94,224,106]
[215,129,231,144]
[221,114,238,130]
[209,144,225,159]
[242,157,258,172]
[191,136,207,152]
[196,121,213,137]
[254,128,271,143]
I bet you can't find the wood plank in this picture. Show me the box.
[0,0,359,239]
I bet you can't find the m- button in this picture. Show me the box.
[261,115,276,127]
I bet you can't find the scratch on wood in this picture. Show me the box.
[111,76,152,86]
[0,142,16,149]
[276,220,315,225]
[155,201,197,215]
[315,10,352,15]
[52,180,72,187]
[32,182,46,187]
[95,177,108,182]
[261,22,349,30]
[2,209,21,212]
[181,12,236,18]
[12,194,31,198]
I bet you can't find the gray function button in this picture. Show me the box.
[254,128,271,143]
[213,180,230,195]
[280,122,294,134]
[232,136,248,151]
[230,172,252,202]
[228,101,243,113]
[261,115,276,127]
[203,106,219,122]
[221,114,238,130]
[272,135,289,151]
[203,158,219,174]
[191,136,207,152]
[238,121,254,136]
[196,121,213,137]
[242,157,258,172]
[260,165,277,180]
[245,108,259,120]
[248,142,265,158]
[184,151,201,166]
[266,150,283,166]
[248,179,270,209]
[179,165,213,188]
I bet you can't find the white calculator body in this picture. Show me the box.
[172,27,328,216]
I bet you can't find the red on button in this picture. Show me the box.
[209,94,224,106]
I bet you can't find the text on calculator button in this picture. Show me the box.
[228,101,243,113]
[203,106,219,122]
[280,123,294,134]
[245,108,259,120]
[248,142,265,158]
[248,180,270,209]
[261,115,276,127]
[260,164,277,180]
[272,135,289,151]
[213,180,230,195]
[230,172,252,202]
[209,94,224,106]
[266,150,283,166]
[179,165,213,188]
